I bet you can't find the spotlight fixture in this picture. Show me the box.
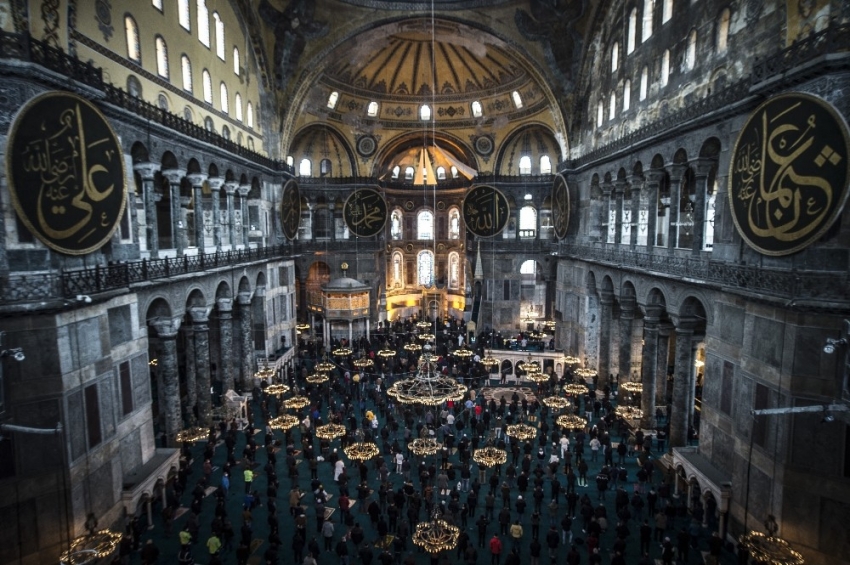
[823,337,847,354]
[822,412,835,423]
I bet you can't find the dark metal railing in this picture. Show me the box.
[556,243,850,302]
[752,23,850,84]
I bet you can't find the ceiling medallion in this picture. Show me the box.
[474,135,494,156]
[357,135,377,157]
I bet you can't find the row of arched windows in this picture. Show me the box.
[125,12,254,129]
[390,250,462,289]
[326,91,523,120]
[389,204,541,241]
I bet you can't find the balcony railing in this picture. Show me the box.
[556,243,850,303]
[751,23,850,84]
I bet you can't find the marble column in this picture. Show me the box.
[162,168,186,256]
[603,182,616,244]
[225,183,238,247]
[239,184,251,247]
[627,174,643,248]
[598,290,614,388]
[190,307,212,425]
[640,308,661,429]
[212,178,229,251]
[183,325,197,419]
[691,159,714,255]
[668,164,687,251]
[237,292,254,390]
[218,298,236,392]
[187,173,208,252]
[670,318,697,450]
[150,318,181,446]
[134,162,160,258]
[613,180,625,245]
[618,295,635,383]
[656,323,672,408]
[644,170,663,248]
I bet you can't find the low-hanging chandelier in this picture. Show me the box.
[387,346,467,405]
[543,396,570,410]
[343,429,379,462]
[556,414,588,430]
[268,414,299,431]
[408,437,440,456]
[60,529,123,565]
[564,383,589,396]
[315,423,347,440]
[473,444,507,468]
[265,383,290,397]
[412,515,460,554]
[506,423,537,441]
[282,395,310,410]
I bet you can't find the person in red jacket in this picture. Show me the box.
[489,533,503,565]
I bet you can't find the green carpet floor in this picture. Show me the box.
[127,380,738,565]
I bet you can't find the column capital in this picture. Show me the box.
[133,162,160,180]
[599,289,615,305]
[614,178,629,194]
[238,184,251,197]
[188,307,210,325]
[224,181,240,195]
[674,316,700,334]
[601,180,615,195]
[161,168,186,185]
[643,169,665,186]
[186,173,208,187]
[208,176,226,191]
[217,297,234,314]
[657,321,674,337]
[150,317,179,339]
[644,304,665,323]
[690,157,716,178]
[667,163,688,183]
[627,173,644,188]
[237,292,253,306]
[619,295,636,314]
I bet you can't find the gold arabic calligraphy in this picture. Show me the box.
[464,187,507,235]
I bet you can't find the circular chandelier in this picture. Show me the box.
[344,439,380,462]
[268,414,299,431]
[403,343,422,353]
[332,347,353,357]
[453,347,474,358]
[316,356,336,373]
[60,529,123,565]
[543,396,570,410]
[295,323,310,332]
[175,426,207,443]
[614,405,643,420]
[526,371,550,383]
[738,531,804,565]
[521,305,538,324]
[254,366,275,381]
[306,372,329,384]
[562,355,581,365]
[418,333,436,342]
[506,423,537,441]
[408,437,440,456]
[556,414,588,430]
[575,367,597,379]
[283,395,310,410]
[353,357,374,369]
[412,516,460,554]
[480,352,499,367]
[416,320,432,330]
[564,383,589,395]
[529,330,547,340]
[265,383,290,397]
[473,445,507,468]
[543,319,556,330]
[517,356,540,373]
[621,381,643,394]
[315,423,347,440]
[377,347,396,358]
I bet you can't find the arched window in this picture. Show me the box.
[222,125,231,140]
[717,8,730,53]
[471,100,483,118]
[233,47,240,75]
[450,166,458,179]
[611,42,619,72]
[540,155,552,174]
[181,55,192,91]
[519,155,532,175]
[178,0,190,30]
[197,0,210,47]
[234,93,243,121]
[404,166,415,180]
[420,104,431,121]
[155,36,169,78]
[213,12,225,60]
[391,166,400,180]
[686,29,697,70]
[390,210,403,240]
[392,252,403,288]
[627,8,637,53]
[417,251,434,286]
[448,252,460,289]
[299,158,312,177]
[125,16,140,63]
[417,210,434,240]
[639,66,648,100]
[661,50,670,86]
[623,80,631,111]
[597,100,604,127]
[519,205,537,238]
[662,0,673,23]
[609,92,617,120]
[157,93,169,111]
[246,102,254,128]
[320,159,331,176]
[202,69,212,103]
[367,101,379,117]
[183,105,193,123]
[204,116,214,132]
[127,75,142,98]
[436,166,446,180]
[512,91,523,109]
[327,92,339,109]
[220,82,229,114]
[286,156,294,167]
[247,137,254,151]
[520,260,536,275]
[448,208,460,239]
[643,0,654,40]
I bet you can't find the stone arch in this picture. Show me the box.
[495,123,560,176]
[237,276,252,295]
[672,148,689,165]
[161,151,179,170]
[215,281,232,299]
[131,141,150,164]
[650,153,665,170]
[208,162,220,178]
[699,137,722,160]
[186,158,201,175]
[632,161,643,176]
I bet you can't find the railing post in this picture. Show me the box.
[95,265,102,291]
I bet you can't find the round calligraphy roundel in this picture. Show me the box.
[552,174,571,240]
[280,179,302,241]
[6,91,127,255]
[462,185,510,238]
[728,92,850,256]
[343,187,388,238]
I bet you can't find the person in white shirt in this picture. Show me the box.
[334,458,345,482]
[559,436,570,459]
[395,452,404,474]
[446,413,455,426]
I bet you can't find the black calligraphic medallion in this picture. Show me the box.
[462,185,510,238]
[6,91,127,255]
[552,174,571,240]
[280,179,301,241]
[728,92,850,256]
[343,187,388,238]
